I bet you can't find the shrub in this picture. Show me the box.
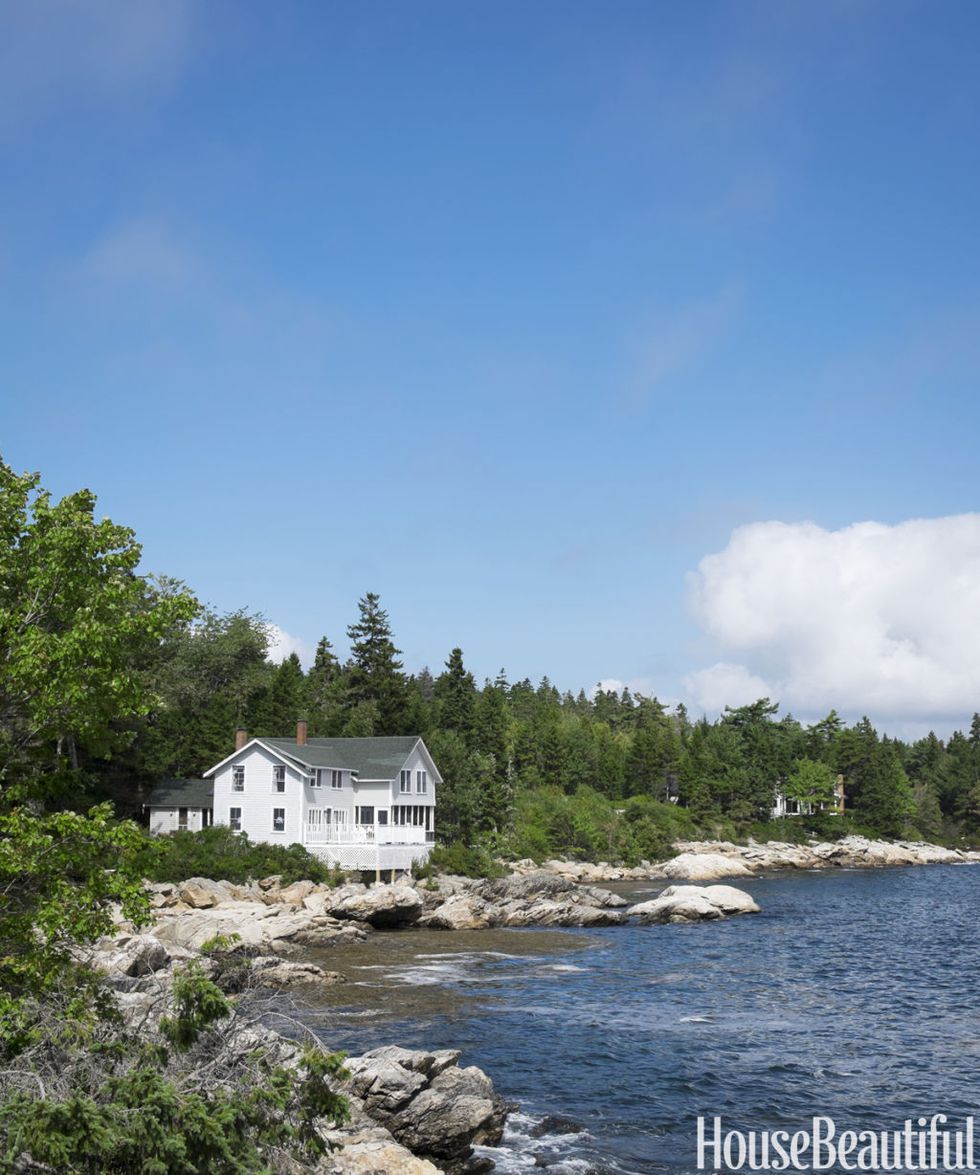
[139,826,344,886]
[414,842,506,879]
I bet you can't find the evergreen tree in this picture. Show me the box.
[434,648,477,741]
[253,653,305,736]
[306,636,346,736]
[345,592,408,735]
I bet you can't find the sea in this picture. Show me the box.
[295,865,980,1173]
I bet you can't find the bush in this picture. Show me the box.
[496,786,701,866]
[413,842,506,879]
[139,826,344,887]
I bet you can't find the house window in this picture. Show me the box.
[399,769,411,794]
[178,808,188,830]
[334,809,347,827]
[273,764,286,793]
[229,807,242,832]
[272,808,286,833]
[310,769,322,788]
[356,806,374,826]
[416,770,427,794]
[232,765,245,792]
[377,809,388,826]
[331,770,343,789]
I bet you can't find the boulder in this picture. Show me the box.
[347,1047,513,1174]
[250,957,344,987]
[419,895,495,931]
[316,1123,441,1173]
[330,885,424,928]
[98,933,171,977]
[659,852,755,882]
[152,902,367,953]
[498,900,627,928]
[277,879,317,905]
[701,884,761,915]
[178,877,233,909]
[629,883,759,924]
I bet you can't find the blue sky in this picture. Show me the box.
[2,1,980,732]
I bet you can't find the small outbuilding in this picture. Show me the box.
[144,778,214,835]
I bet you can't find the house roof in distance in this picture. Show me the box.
[263,735,421,778]
[145,778,214,809]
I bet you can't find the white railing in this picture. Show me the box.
[303,823,429,846]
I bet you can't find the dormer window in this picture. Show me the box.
[273,765,286,793]
[416,770,427,794]
[232,765,245,792]
[310,769,322,788]
[331,770,343,789]
[399,769,411,794]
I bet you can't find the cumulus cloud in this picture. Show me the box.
[592,676,655,698]
[683,515,980,726]
[266,625,315,669]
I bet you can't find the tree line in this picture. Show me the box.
[96,595,980,851]
[3,456,979,856]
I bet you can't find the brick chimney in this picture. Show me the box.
[235,727,248,750]
[296,719,308,746]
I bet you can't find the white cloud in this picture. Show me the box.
[683,515,980,727]
[266,625,314,669]
[682,662,773,712]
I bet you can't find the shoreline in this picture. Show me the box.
[90,837,977,1172]
[510,834,980,884]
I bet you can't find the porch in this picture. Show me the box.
[303,822,434,847]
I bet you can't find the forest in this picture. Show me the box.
[5,459,980,870]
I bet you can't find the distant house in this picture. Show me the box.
[771,775,846,819]
[144,779,214,835]
[200,722,440,874]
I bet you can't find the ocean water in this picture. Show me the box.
[298,865,980,1173]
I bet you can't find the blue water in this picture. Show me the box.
[303,866,980,1173]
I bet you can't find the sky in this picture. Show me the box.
[2,0,980,737]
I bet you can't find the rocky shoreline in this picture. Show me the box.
[89,835,975,1171]
[145,865,760,955]
[90,867,761,1172]
[512,834,980,884]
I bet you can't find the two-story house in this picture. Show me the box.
[202,722,440,873]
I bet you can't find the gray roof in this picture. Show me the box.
[145,779,213,809]
[262,735,420,779]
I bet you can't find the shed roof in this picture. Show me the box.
[145,779,214,809]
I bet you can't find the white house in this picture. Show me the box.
[771,775,846,819]
[144,779,214,834]
[202,723,441,874]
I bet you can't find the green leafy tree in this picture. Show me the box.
[784,758,837,811]
[0,461,196,801]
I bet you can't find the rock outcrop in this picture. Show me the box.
[628,883,760,924]
[345,1046,514,1175]
[507,836,980,884]
[418,870,628,930]
[89,923,513,1175]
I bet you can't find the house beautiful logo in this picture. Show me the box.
[697,1115,976,1171]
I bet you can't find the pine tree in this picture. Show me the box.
[345,592,408,735]
[306,636,345,736]
[254,652,305,735]
[434,648,477,741]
